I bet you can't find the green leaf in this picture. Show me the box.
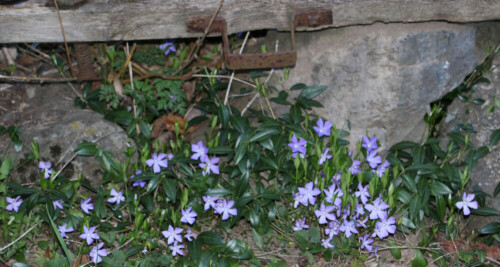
[309,227,321,244]
[299,85,327,99]
[209,146,233,155]
[401,174,418,193]
[198,231,225,245]
[105,110,134,126]
[146,176,160,194]
[479,222,500,235]
[401,217,416,229]
[290,83,307,91]
[397,190,412,205]
[489,129,500,147]
[260,157,278,170]
[0,156,13,180]
[47,207,74,264]
[429,181,452,195]
[205,188,231,197]
[494,181,500,197]
[436,195,446,222]
[249,128,281,143]
[162,179,178,202]
[188,240,202,264]
[471,207,500,216]
[74,141,97,156]
[103,250,126,266]
[388,241,402,259]
[412,250,427,267]
[390,141,418,151]
[125,245,143,257]
[252,228,264,250]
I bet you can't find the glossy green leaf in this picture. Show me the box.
[479,222,500,235]
[388,241,401,259]
[401,174,418,193]
[412,250,427,267]
[436,195,446,221]
[162,179,177,202]
[490,129,500,147]
[249,128,281,143]
[494,181,500,197]
[205,188,231,197]
[299,85,327,99]
[429,181,452,195]
[471,207,500,216]
[198,231,225,245]
[188,240,202,264]
[290,83,307,91]
[252,228,264,250]
[74,141,97,156]
[209,146,233,155]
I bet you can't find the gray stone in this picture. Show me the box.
[263,21,500,151]
[0,83,132,187]
[440,51,500,229]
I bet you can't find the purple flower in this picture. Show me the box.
[357,217,369,229]
[159,40,177,56]
[146,153,169,173]
[324,184,343,207]
[199,157,220,176]
[365,197,390,220]
[362,136,378,152]
[215,199,237,220]
[131,170,146,188]
[354,203,365,218]
[326,219,341,237]
[354,183,370,204]
[314,204,336,224]
[202,195,219,211]
[374,160,390,177]
[288,135,307,156]
[180,207,197,225]
[191,141,209,162]
[169,241,184,257]
[185,229,197,241]
[456,192,478,216]
[162,225,183,245]
[53,200,64,211]
[373,216,397,239]
[366,150,381,169]
[331,172,341,185]
[292,218,310,232]
[321,238,335,249]
[313,118,333,137]
[297,182,321,206]
[90,242,107,264]
[360,234,374,252]
[319,148,332,165]
[58,224,74,238]
[80,198,94,214]
[348,160,361,175]
[292,192,304,209]
[6,196,23,212]
[339,220,358,238]
[80,226,99,245]
[107,189,125,205]
[38,161,54,179]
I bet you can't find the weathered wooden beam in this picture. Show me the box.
[0,0,499,43]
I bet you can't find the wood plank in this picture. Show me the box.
[0,0,499,43]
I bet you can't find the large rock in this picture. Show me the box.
[0,83,132,187]
[262,21,500,150]
[440,51,500,229]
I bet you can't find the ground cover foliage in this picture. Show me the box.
[1,38,500,267]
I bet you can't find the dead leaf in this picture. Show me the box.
[151,114,186,139]
[71,254,90,267]
[113,77,124,97]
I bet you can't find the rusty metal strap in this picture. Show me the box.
[187,10,332,70]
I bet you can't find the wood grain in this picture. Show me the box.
[0,0,499,43]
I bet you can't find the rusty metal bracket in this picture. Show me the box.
[187,9,332,70]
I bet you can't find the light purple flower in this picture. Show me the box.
[374,160,391,178]
[314,204,336,224]
[354,203,365,218]
[366,150,382,169]
[326,219,341,237]
[331,172,341,185]
[313,118,333,137]
[362,136,378,152]
[292,218,310,232]
[58,224,74,238]
[288,135,307,156]
[146,153,168,173]
[456,192,478,216]
[160,40,177,56]
[80,226,99,245]
[131,170,146,188]
[319,148,332,165]
[38,161,54,179]
[339,220,358,238]
[169,241,184,257]
[215,199,237,220]
[180,207,197,225]
[365,197,389,220]
[354,183,370,204]
[80,198,94,214]
[297,182,321,206]
[349,160,361,175]
[357,217,369,229]
[191,141,209,162]
[107,189,125,205]
[6,196,22,212]
[360,234,374,252]
[324,184,343,207]
[162,225,183,245]
[373,216,397,239]
[202,195,219,211]
[185,229,197,242]
[321,238,335,249]
[199,157,220,176]
[90,242,107,264]
[53,200,64,211]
